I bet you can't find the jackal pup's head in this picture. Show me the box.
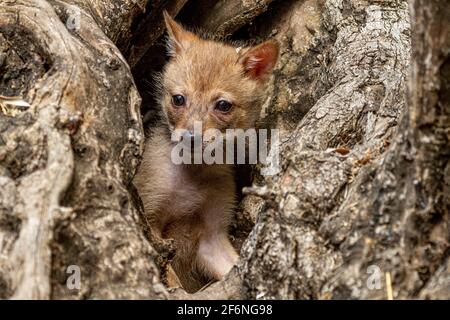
[160,12,279,138]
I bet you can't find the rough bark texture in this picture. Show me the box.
[240,0,412,299]
[125,0,189,68]
[180,0,275,37]
[236,0,449,300]
[0,0,448,300]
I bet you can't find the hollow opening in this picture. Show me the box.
[131,0,318,293]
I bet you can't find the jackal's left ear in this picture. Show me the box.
[163,11,198,56]
[239,40,279,80]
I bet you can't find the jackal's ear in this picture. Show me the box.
[239,40,279,80]
[163,11,197,56]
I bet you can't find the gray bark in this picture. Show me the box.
[235,0,448,300]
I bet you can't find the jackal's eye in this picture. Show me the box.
[215,100,232,113]
[172,94,185,107]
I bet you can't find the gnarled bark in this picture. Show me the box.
[0,0,448,300]
[0,0,165,299]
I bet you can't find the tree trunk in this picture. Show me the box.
[0,0,164,300]
[0,0,448,300]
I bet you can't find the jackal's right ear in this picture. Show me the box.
[163,11,197,56]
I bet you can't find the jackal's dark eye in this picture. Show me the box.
[215,100,232,112]
[172,94,185,107]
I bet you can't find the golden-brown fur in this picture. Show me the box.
[133,12,278,292]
